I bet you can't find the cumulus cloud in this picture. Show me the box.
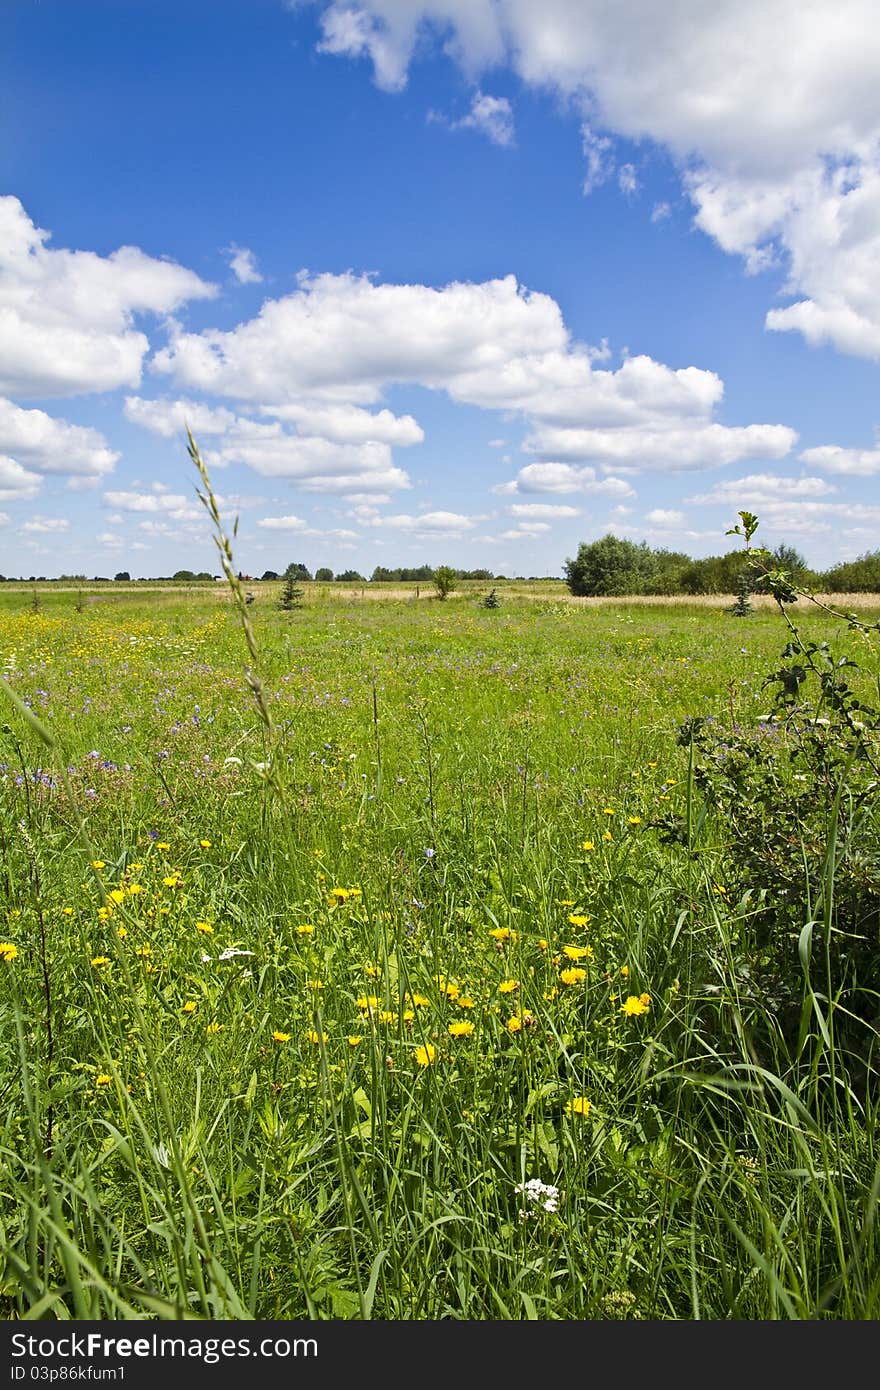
[0,398,118,498]
[225,245,263,285]
[437,91,515,146]
[799,443,880,475]
[256,514,309,530]
[371,509,478,536]
[686,473,837,503]
[506,502,580,518]
[302,1,880,359]
[22,516,70,534]
[498,462,636,496]
[154,270,792,479]
[103,489,203,523]
[0,197,215,398]
[645,508,684,526]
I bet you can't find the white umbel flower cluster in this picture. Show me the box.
[515,1178,561,1214]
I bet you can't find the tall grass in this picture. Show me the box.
[0,469,878,1318]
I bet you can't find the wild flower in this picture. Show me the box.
[448,1020,475,1037]
[414,1043,436,1067]
[560,967,587,986]
[620,994,651,1016]
[515,1178,560,1214]
[0,942,19,962]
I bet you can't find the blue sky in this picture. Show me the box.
[1,0,879,579]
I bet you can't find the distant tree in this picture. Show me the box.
[260,570,279,581]
[462,568,493,580]
[114,571,131,582]
[337,569,366,583]
[173,569,196,581]
[315,567,334,582]
[284,562,312,582]
[564,535,657,596]
[433,565,458,600]
[481,588,501,609]
[821,551,880,593]
[642,549,691,596]
[770,542,809,576]
[371,566,398,582]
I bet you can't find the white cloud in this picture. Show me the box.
[304,1,880,359]
[799,443,880,475]
[686,473,837,503]
[0,398,118,493]
[497,522,551,539]
[0,511,9,526]
[22,516,70,533]
[124,396,237,438]
[651,202,671,223]
[155,271,791,480]
[501,462,636,496]
[256,514,309,530]
[96,532,124,549]
[618,163,638,196]
[0,455,42,502]
[457,92,515,146]
[225,245,263,285]
[0,197,215,398]
[373,509,478,535]
[507,502,580,518]
[645,508,685,526]
[103,489,203,522]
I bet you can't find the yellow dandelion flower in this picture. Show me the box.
[95,1074,113,1087]
[163,875,181,888]
[195,921,213,934]
[563,944,594,961]
[439,979,460,1000]
[126,883,144,895]
[90,956,110,968]
[307,979,325,992]
[295,923,315,936]
[356,995,379,1013]
[567,1097,591,1116]
[603,830,612,842]
[116,926,127,939]
[91,860,106,870]
[401,1009,415,1023]
[364,963,381,978]
[713,884,728,896]
[347,1035,363,1047]
[108,889,125,905]
[327,887,350,904]
[206,1022,223,1035]
[414,1043,436,1067]
[0,942,19,962]
[556,899,576,907]
[272,1031,291,1043]
[602,807,615,816]
[378,1010,397,1024]
[581,840,595,851]
[62,907,74,915]
[498,979,519,995]
[506,1014,523,1033]
[620,994,650,1016]
[182,1001,198,1013]
[199,840,212,849]
[488,926,515,943]
[156,842,170,851]
[620,965,629,976]
[543,987,559,1002]
[448,1020,475,1037]
[560,967,587,986]
[456,996,475,1009]
[628,816,642,825]
[409,993,431,1008]
[567,914,590,928]
[538,939,549,951]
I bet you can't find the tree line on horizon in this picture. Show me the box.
[3,538,880,593]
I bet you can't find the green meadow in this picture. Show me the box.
[1,573,879,1319]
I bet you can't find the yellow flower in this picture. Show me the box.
[506,1015,523,1034]
[356,995,379,1013]
[134,945,151,957]
[378,1010,397,1025]
[620,994,650,1016]
[200,840,212,849]
[620,965,629,977]
[95,1074,113,1087]
[563,944,593,961]
[488,926,516,943]
[567,914,590,928]
[497,979,519,995]
[448,1020,475,1037]
[603,830,612,841]
[195,921,213,934]
[306,1029,328,1044]
[456,996,475,1009]
[327,887,350,904]
[163,875,181,888]
[62,907,74,915]
[116,926,127,938]
[567,1096,591,1117]
[90,956,110,968]
[126,883,144,895]
[408,992,431,1008]
[156,842,170,851]
[560,967,587,986]
[182,1001,198,1013]
[295,923,315,936]
[713,884,728,896]
[0,942,19,962]
[581,840,595,851]
[91,860,106,870]
[364,963,381,978]
[439,979,460,1000]
[628,816,642,825]
[272,1030,291,1043]
[543,987,558,1002]
[347,1035,363,1047]
[414,1043,436,1067]
[206,1022,223,1034]
[108,889,125,905]
[556,899,576,907]
[307,979,325,992]
[538,939,549,951]
[602,807,615,816]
